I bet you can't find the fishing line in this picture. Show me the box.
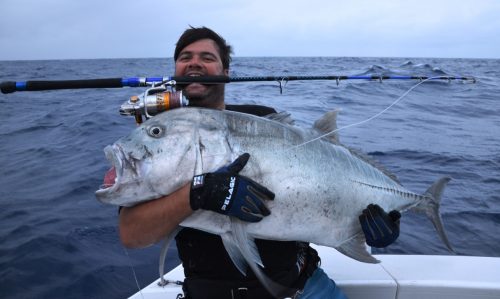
[194,77,438,161]
[122,246,145,299]
[285,77,437,151]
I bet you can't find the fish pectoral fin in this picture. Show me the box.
[221,232,249,275]
[158,226,183,286]
[336,233,380,264]
[241,232,264,268]
[231,220,296,298]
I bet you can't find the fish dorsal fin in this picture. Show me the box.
[336,233,380,264]
[313,110,340,143]
[348,148,401,184]
[312,109,400,183]
[265,111,295,125]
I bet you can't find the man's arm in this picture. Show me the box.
[119,153,274,248]
[119,183,192,248]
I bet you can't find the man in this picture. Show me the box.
[119,27,401,299]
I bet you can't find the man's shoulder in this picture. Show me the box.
[225,104,277,117]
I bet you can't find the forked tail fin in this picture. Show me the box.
[413,177,454,252]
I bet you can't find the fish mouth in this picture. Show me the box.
[95,144,124,196]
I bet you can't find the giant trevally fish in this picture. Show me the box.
[95,107,453,297]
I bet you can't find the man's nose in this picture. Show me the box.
[187,55,202,68]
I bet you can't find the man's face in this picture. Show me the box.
[174,39,228,109]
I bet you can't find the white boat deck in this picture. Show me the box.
[129,245,500,299]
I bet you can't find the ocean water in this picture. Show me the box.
[0,57,499,299]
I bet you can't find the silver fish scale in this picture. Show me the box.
[97,107,451,270]
[182,108,419,246]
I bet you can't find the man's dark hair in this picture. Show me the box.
[174,26,233,69]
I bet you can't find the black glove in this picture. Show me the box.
[189,153,275,222]
[359,204,401,248]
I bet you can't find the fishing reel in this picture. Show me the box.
[120,81,189,124]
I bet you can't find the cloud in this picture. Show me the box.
[1,0,499,60]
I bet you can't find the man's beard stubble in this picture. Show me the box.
[184,83,225,109]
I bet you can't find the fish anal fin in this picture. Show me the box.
[336,233,380,264]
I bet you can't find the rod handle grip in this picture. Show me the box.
[1,78,124,94]
[1,81,16,94]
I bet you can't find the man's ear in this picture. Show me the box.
[224,69,229,76]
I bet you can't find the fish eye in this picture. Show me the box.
[147,125,165,138]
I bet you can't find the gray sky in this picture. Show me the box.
[1,0,499,60]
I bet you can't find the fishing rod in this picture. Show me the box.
[1,74,476,124]
[0,75,476,94]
